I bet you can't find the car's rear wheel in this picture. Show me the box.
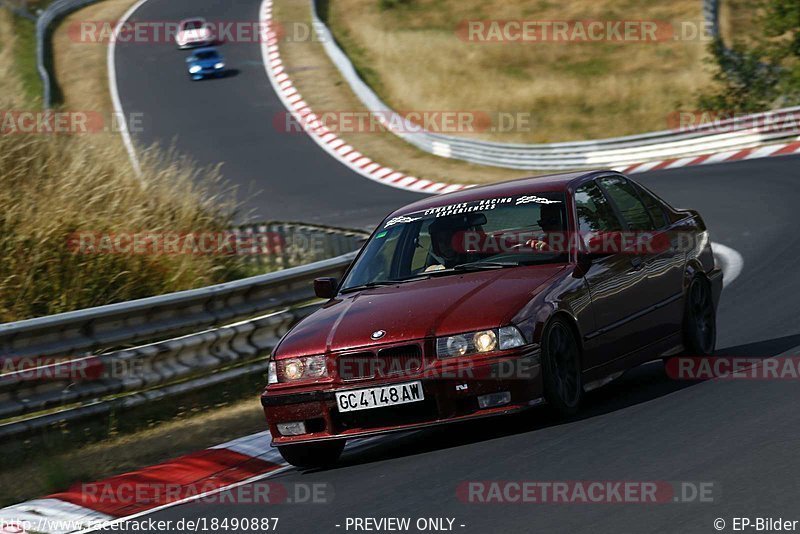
[277,439,345,468]
[541,317,583,416]
[682,276,716,355]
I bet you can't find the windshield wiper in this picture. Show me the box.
[452,261,520,271]
[397,262,520,279]
[339,280,407,294]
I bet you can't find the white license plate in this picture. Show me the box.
[335,381,424,413]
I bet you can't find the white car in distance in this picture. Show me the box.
[176,18,213,49]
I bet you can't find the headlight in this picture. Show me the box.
[436,326,526,358]
[275,355,328,382]
[189,65,202,73]
[283,359,304,380]
[474,330,497,352]
[446,335,469,357]
[214,62,225,69]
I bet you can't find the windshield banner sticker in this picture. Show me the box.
[385,216,422,228]
[422,197,512,218]
[385,195,561,228]
[516,195,562,205]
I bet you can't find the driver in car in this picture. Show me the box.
[526,204,565,253]
[425,213,486,271]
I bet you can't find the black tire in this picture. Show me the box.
[277,439,345,468]
[682,276,717,355]
[541,317,583,416]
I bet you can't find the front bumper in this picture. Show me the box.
[189,67,224,80]
[262,348,542,446]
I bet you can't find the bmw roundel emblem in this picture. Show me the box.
[371,330,386,340]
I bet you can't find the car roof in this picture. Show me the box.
[389,169,616,217]
[193,47,219,54]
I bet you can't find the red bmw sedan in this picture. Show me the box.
[261,170,722,467]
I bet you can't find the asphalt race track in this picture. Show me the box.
[113,0,800,531]
[114,0,425,228]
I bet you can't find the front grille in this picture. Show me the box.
[338,344,423,380]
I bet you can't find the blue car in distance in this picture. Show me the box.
[186,47,226,80]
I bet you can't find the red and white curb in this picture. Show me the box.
[259,0,466,195]
[0,431,282,533]
[0,431,392,534]
[617,138,800,174]
[259,0,800,188]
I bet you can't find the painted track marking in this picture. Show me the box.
[107,0,148,176]
[711,242,744,288]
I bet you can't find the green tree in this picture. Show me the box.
[761,0,800,100]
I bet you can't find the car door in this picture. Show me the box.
[597,175,686,345]
[574,180,651,370]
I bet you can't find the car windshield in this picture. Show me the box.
[341,192,569,291]
[195,50,218,60]
[184,20,204,30]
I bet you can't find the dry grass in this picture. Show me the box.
[1,12,267,494]
[0,9,249,322]
[275,0,530,184]
[0,9,269,505]
[51,0,134,114]
[326,0,713,142]
[719,0,760,47]
[0,397,266,506]
[0,10,26,96]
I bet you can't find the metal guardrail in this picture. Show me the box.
[34,0,779,170]
[7,0,767,442]
[232,220,368,269]
[19,0,373,437]
[0,252,357,440]
[309,0,798,170]
[36,0,104,107]
[703,0,720,38]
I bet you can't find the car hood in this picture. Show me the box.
[275,264,566,359]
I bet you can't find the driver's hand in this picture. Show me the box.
[525,239,547,251]
[424,264,446,272]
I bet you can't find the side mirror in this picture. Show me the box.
[314,277,337,299]
[573,251,593,278]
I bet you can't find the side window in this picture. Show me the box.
[598,176,656,231]
[633,183,668,229]
[574,182,623,235]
